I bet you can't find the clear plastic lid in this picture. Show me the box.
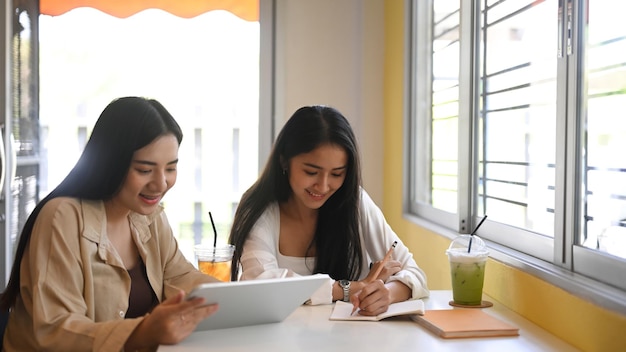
[446,235,489,262]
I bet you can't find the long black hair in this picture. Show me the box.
[228,105,363,281]
[0,96,183,310]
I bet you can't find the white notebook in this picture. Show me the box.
[330,299,425,321]
[187,274,329,331]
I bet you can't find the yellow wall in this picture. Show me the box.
[383,2,626,351]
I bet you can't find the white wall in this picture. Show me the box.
[270,0,385,204]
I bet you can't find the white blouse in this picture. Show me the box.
[239,188,429,305]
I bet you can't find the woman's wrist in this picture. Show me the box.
[384,280,411,303]
[332,281,344,301]
[351,280,366,294]
[333,280,367,301]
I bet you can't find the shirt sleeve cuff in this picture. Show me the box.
[386,271,430,299]
[305,277,333,305]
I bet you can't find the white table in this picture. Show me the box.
[158,290,579,351]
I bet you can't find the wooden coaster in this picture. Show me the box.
[449,300,493,308]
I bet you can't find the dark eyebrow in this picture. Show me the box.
[133,159,179,166]
[303,162,346,171]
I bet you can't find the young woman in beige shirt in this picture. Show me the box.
[1,97,218,351]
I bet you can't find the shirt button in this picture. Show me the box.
[119,311,125,318]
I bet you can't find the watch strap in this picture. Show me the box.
[340,280,350,302]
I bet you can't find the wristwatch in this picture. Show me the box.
[339,280,351,302]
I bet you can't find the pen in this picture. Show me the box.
[352,241,398,314]
[369,241,397,283]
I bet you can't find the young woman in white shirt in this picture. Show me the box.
[229,105,429,316]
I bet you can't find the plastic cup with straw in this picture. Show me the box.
[446,215,489,306]
[194,212,235,281]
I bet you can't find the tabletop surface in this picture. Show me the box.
[158,290,579,352]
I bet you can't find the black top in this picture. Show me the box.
[125,259,158,319]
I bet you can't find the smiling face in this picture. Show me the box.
[286,143,348,210]
[108,134,179,216]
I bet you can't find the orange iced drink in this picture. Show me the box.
[198,259,232,282]
[194,244,235,282]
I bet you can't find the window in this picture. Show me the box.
[409,0,626,308]
[38,8,260,261]
[2,0,274,288]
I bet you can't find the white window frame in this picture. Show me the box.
[405,0,626,314]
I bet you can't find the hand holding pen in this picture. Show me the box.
[369,241,397,281]
[351,241,398,315]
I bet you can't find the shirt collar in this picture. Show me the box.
[80,199,163,244]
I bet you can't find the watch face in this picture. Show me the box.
[340,280,350,288]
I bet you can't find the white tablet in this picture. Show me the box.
[187,274,329,331]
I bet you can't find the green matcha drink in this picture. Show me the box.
[446,235,489,306]
[449,256,487,305]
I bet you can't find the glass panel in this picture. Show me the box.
[478,0,557,236]
[39,9,260,261]
[10,166,38,251]
[580,1,626,259]
[427,0,460,214]
[12,5,39,160]
[1,0,40,287]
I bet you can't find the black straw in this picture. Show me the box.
[209,211,218,248]
[467,215,488,253]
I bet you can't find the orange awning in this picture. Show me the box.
[39,0,259,21]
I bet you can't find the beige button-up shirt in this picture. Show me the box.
[3,197,217,351]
